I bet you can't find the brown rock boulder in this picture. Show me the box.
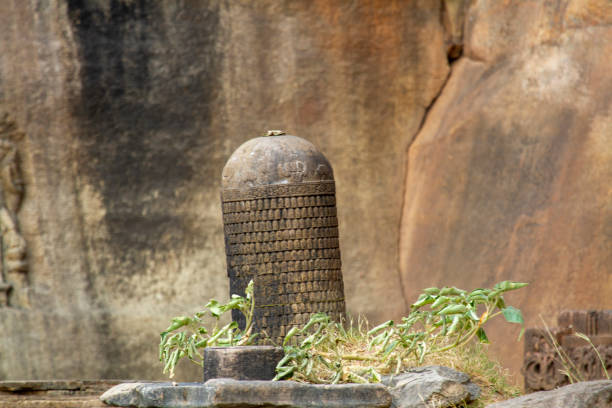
[400,0,612,377]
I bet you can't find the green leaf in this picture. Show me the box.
[438,304,467,315]
[273,366,295,381]
[314,333,329,347]
[283,326,301,346]
[369,332,387,347]
[302,313,330,332]
[447,315,461,334]
[467,290,489,303]
[242,280,254,300]
[223,298,243,310]
[466,309,479,321]
[423,287,440,296]
[476,328,489,343]
[382,340,400,359]
[501,306,524,324]
[431,296,450,310]
[367,320,394,336]
[305,356,314,376]
[164,316,191,332]
[440,287,465,296]
[412,295,434,308]
[205,300,223,318]
[493,281,529,293]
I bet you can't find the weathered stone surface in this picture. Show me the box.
[0,0,448,381]
[0,380,122,408]
[486,380,612,408]
[100,379,392,408]
[202,346,284,382]
[0,113,28,309]
[382,366,480,408]
[399,0,612,377]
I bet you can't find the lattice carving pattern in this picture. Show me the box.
[222,182,345,345]
[523,310,612,393]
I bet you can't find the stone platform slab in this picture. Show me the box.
[0,380,124,408]
[100,379,392,408]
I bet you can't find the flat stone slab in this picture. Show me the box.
[100,379,392,408]
[486,380,612,408]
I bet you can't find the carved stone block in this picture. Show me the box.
[221,134,346,345]
[523,310,612,393]
[202,346,284,382]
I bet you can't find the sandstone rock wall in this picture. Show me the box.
[0,0,609,382]
[0,0,448,380]
[400,0,612,375]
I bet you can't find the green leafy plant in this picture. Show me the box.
[159,279,527,390]
[159,280,257,378]
[274,281,528,384]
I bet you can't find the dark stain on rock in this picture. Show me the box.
[66,0,221,254]
[66,0,222,378]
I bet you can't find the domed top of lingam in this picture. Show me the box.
[221,132,334,190]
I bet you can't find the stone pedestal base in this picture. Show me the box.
[203,346,284,382]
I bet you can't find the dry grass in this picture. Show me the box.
[281,315,521,406]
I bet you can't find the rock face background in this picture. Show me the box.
[0,0,609,381]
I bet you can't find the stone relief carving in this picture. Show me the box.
[523,310,612,392]
[0,113,27,308]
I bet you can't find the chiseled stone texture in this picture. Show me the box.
[486,380,612,408]
[100,379,392,408]
[0,0,447,381]
[399,0,612,376]
[383,366,480,408]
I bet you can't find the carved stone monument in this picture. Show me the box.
[523,310,612,392]
[0,114,27,308]
[221,132,346,345]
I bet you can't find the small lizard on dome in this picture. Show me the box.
[266,130,286,136]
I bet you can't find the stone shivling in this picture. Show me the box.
[221,133,346,345]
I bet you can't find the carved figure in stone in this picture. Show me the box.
[0,115,27,307]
